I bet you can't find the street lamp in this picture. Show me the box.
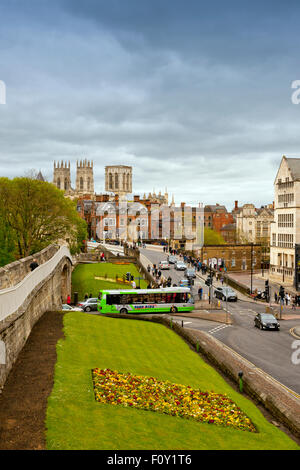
[250,243,254,295]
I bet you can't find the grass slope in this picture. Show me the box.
[46,313,299,450]
[71,262,148,300]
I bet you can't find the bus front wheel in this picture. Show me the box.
[120,308,128,315]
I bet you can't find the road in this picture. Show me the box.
[140,246,300,395]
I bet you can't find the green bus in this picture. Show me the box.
[97,287,195,315]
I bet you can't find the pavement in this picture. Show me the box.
[226,271,300,320]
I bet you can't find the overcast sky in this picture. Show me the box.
[1,0,300,209]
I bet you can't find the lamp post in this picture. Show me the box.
[250,243,253,295]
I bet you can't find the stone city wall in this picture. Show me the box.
[0,244,59,289]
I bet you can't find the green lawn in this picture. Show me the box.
[46,312,299,450]
[71,262,148,301]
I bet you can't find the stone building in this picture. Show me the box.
[220,223,237,244]
[270,155,300,287]
[53,161,71,192]
[75,159,94,196]
[199,244,261,272]
[236,203,274,245]
[53,159,94,198]
[105,165,132,197]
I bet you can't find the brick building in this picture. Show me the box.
[199,244,262,272]
[204,204,234,233]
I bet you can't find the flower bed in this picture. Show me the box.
[92,368,256,432]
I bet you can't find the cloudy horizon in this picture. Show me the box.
[1,0,300,210]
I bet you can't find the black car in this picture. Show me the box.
[254,313,280,330]
[78,298,99,312]
[214,287,237,301]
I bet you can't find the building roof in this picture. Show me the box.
[204,204,227,213]
[285,157,300,180]
[220,223,236,231]
[36,171,45,181]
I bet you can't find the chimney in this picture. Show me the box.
[235,200,238,210]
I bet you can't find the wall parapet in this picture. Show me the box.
[0,244,59,290]
[0,245,72,322]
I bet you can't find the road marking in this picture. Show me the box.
[290,327,300,339]
[208,324,231,334]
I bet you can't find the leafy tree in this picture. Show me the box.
[204,227,226,245]
[0,177,87,259]
[0,194,17,266]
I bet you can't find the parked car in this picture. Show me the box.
[214,287,237,301]
[254,313,280,330]
[175,261,187,271]
[77,298,99,312]
[185,268,196,279]
[158,260,170,270]
[168,255,177,264]
[62,304,83,311]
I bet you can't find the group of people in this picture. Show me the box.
[274,292,300,308]
[147,263,175,288]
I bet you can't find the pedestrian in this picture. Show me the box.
[67,294,71,305]
[292,296,297,310]
[30,258,39,271]
[84,293,89,301]
[274,292,278,304]
[198,287,203,300]
[285,293,289,306]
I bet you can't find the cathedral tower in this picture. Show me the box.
[53,161,71,191]
[105,165,132,197]
[76,159,94,195]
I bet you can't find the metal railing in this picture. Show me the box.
[0,246,72,322]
